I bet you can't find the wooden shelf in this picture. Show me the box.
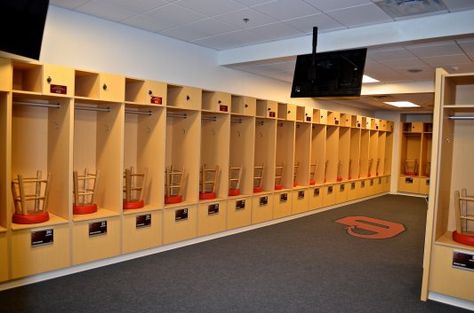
[199,197,226,204]
[73,208,120,222]
[124,101,164,108]
[123,205,162,215]
[436,231,474,252]
[11,213,68,231]
[0,226,7,233]
[164,201,197,210]
[443,105,474,112]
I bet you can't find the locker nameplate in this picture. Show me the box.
[298,190,305,199]
[280,193,288,202]
[452,251,474,272]
[314,188,320,197]
[219,105,228,112]
[50,84,67,95]
[151,96,162,104]
[259,196,268,206]
[136,214,152,229]
[208,204,219,215]
[31,229,54,247]
[175,208,188,221]
[236,200,245,210]
[89,221,107,237]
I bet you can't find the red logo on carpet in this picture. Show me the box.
[335,216,405,239]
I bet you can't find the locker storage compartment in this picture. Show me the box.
[303,106,313,123]
[231,95,256,116]
[340,113,352,127]
[12,96,72,227]
[403,121,423,133]
[338,127,350,181]
[367,178,376,195]
[125,77,166,105]
[198,201,227,236]
[335,183,348,204]
[163,205,197,244]
[325,126,339,183]
[359,129,370,178]
[383,176,391,192]
[313,108,327,124]
[398,176,420,193]
[0,58,12,91]
[11,223,70,278]
[358,179,368,198]
[309,186,323,210]
[256,99,277,119]
[277,103,296,121]
[327,111,340,126]
[252,193,273,224]
[167,85,201,110]
[311,124,326,185]
[322,185,336,207]
[227,197,251,230]
[375,177,384,194]
[73,102,122,220]
[274,191,291,218]
[229,116,254,197]
[123,105,165,212]
[377,132,386,177]
[385,132,393,176]
[72,217,120,265]
[368,130,378,177]
[419,177,430,194]
[291,188,309,214]
[0,232,7,282]
[254,118,276,193]
[349,128,361,180]
[275,121,294,190]
[122,210,162,254]
[348,181,358,201]
[202,90,231,113]
[200,112,230,200]
[294,123,310,187]
[165,109,200,205]
[75,70,125,102]
[351,115,362,128]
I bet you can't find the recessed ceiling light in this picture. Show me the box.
[242,18,250,23]
[362,75,379,83]
[384,101,420,108]
[407,68,423,73]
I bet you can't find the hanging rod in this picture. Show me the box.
[125,109,152,116]
[231,118,242,124]
[14,101,60,109]
[167,113,187,119]
[75,105,111,113]
[448,115,474,120]
[202,116,217,122]
[256,120,264,126]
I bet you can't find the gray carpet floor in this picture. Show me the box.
[0,195,470,313]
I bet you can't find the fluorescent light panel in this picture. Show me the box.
[362,75,379,83]
[384,101,420,108]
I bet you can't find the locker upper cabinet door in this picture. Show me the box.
[42,64,75,97]
[0,58,12,91]
[203,91,231,113]
[144,80,167,105]
[232,96,256,116]
[168,85,202,110]
[304,106,312,123]
[99,73,125,102]
[319,109,328,124]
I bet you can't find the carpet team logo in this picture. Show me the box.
[335,216,405,239]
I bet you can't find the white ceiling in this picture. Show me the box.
[50,0,474,111]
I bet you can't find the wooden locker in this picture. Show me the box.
[42,64,75,97]
[335,183,348,204]
[227,197,252,229]
[252,193,273,224]
[309,186,323,210]
[167,85,202,110]
[398,176,420,194]
[231,96,256,116]
[274,191,292,218]
[0,232,9,282]
[202,91,231,113]
[0,58,12,91]
[163,205,197,244]
[291,188,309,214]
[122,210,162,254]
[198,201,227,236]
[322,185,337,206]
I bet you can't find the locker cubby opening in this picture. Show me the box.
[123,105,165,211]
[0,94,9,228]
[377,132,386,176]
[384,132,393,176]
[421,133,432,177]
[327,111,340,126]
[340,113,352,127]
[296,105,305,122]
[349,128,361,180]
[351,115,362,128]
[277,103,295,120]
[313,108,327,125]
[368,130,379,177]
[230,116,255,196]
[311,124,326,184]
[11,96,72,226]
[12,62,42,93]
[443,75,474,105]
[200,112,230,199]
[325,126,339,183]
[202,90,231,113]
[75,70,100,99]
[231,95,256,116]
[254,118,276,192]
[125,78,145,103]
[256,100,277,119]
[359,129,370,178]
[167,85,201,110]
[294,123,310,187]
[424,122,433,133]
[73,102,123,220]
[400,133,421,176]
[165,109,200,204]
[338,127,350,181]
[275,121,294,189]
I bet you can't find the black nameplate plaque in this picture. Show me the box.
[298,190,305,199]
[280,193,288,202]
[452,251,474,272]
[31,229,54,247]
[175,208,188,221]
[236,200,245,210]
[151,96,162,104]
[50,84,67,95]
[340,185,345,192]
[259,196,268,206]
[89,221,107,237]
[136,214,152,229]
[361,181,366,188]
[219,105,228,112]
[269,111,276,118]
[314,188,320,197]
[351,182,356,190]
[306,116,311,122]
[328,186,333,193]
[405,177,413,184]
[208,204,219,215]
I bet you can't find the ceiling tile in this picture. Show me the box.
[253,0,320,21]
[161,18,236,42]
[123,14,167,33]
[234,0,275,6]
[422,54,472,67]
[247,22,305,42]
[406,40,464,58]
[50,0,90,9]
[367,47,415,61]
[144,4,206,30]
[380,57,432,70]
[326,3,392,27]
[457,40,474,60]
[284,13,345,33]
[193,30,261,50]
[75,0,139,21]
[213,8,279,29]
[443,0,474,11]
[175,0,246,17]
[103,0,171,13]
[302,0,372,12]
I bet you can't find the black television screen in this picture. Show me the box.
[291,48,367,98]
[0,0,49,60]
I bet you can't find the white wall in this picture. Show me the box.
[39,6,371,116]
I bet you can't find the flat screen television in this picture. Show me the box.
[291,48,367,98]
[0,0,49,60]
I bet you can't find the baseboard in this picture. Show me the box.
[0,193,386,292]
[429,292,474,311]
[391,191,428,199]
